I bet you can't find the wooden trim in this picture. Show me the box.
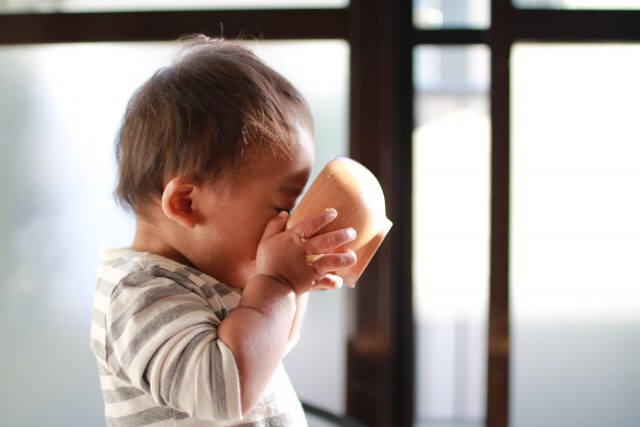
[486,42,512,427]
[346,0,395,424]
[486,2,514,427]
[345,0,413,425]
[413,28,487,45]
[514,9,640,42]
[0,9,349,45]
[392,1,416,425]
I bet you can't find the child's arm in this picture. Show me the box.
[285,293,308,355]
[218,208,356,414]
[217,274,297,414]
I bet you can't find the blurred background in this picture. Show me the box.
[1,1,639,427]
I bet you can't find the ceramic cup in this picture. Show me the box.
[286,157,392,286]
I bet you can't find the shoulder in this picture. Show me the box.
[95,247,241,314]
[97,247,213,293]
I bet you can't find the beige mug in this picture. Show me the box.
[286,157,392,286]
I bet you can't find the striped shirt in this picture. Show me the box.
[90,248,307,427]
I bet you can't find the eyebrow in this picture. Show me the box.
[279,183,305,194]
[279,168,311,191]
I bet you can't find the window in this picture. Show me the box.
[0,0,348,13]
[0,39,349,426]
[511,43,640,427]
[413,0,490,28]
[410,2,640,427]
[514,0,640,9]
[413,45,490,427]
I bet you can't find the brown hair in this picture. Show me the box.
[114,34,313,214]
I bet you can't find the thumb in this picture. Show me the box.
[261,210,289,240]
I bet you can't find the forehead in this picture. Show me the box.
[232,121,315,189]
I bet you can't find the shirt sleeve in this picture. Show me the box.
[105,271,243,422]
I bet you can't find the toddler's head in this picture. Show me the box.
[114,34,313,216]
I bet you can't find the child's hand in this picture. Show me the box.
[255,208,357,294]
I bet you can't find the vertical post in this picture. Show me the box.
[346,0,414,426]
[487,1,514,426]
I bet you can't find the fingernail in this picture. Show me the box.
[340,252,357,266]
[347,228,357,240]
[326,208,338,218]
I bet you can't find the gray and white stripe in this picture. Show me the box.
[90,248,306,426]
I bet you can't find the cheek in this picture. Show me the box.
[229,215,272,260]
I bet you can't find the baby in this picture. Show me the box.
[90,34,357,426]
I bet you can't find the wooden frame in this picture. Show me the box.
[0,9,349,43]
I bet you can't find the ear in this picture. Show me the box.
[161,176,199,229]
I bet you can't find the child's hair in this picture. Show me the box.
[114,34,313,214]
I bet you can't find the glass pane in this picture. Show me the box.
[0,39,349,427]
[413,0,490,29]
[514,0,640,9]
[511,43,640,427]
[413,45,490,427]
[0,0,347,13]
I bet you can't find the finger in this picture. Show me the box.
[261,211,289,240]
[314,274,344,290]
[293,208,338,240]
[305,228,356,254]
[309,250,357,273]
